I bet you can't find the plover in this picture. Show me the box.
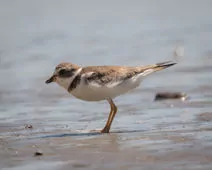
[46,61,176,133]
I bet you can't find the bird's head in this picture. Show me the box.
[45,62,81,90]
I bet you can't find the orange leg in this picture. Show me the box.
[101,98,118,133]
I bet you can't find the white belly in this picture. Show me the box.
[70,74,144,101]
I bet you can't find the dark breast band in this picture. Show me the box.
[68,75,81,92]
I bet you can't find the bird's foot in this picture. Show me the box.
[100,126,110,133]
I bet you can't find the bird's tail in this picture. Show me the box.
[153,61,177,71]
[138,61,177,76]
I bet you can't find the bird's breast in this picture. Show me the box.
[70,74,144,101]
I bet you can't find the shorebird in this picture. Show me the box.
[46,61,176,133]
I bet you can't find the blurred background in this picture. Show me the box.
[1,0,212,170]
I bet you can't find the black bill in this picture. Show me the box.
[45,75,56,84]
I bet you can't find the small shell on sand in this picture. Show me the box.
[25,124,33,129]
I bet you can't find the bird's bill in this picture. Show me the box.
[45,75,56,84]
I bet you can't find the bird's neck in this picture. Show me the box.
[56,67,82,91]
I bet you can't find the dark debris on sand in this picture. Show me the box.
[34,150,43,156]
[154,92,188,101]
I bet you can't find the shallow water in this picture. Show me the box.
[1,0,212,170]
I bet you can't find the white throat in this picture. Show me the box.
[56,68,82,90]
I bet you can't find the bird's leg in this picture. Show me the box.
[101,99,114,133]
[101,98,118,133]
[107,98,118,129]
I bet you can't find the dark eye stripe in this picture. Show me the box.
[59,69,75,77]
[59,69,66,75]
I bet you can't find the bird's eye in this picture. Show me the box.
[70,68,75,72]
[59,69,66,75]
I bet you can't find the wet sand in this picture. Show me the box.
[1,0,212,170]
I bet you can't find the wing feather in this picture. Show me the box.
[81,66,141,88]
